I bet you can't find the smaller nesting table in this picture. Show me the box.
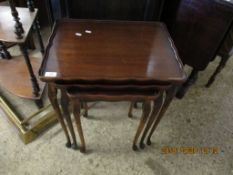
[39,19,186,152]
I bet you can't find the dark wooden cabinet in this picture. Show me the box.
[163,0,233,70]
[49,0,165,21]
[66,0,163,21]
[162,0,233,97]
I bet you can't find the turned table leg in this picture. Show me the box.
[27,0,35,12]
[132,100,151,151]
[139,93,163,149]
[48,83,71,148]
[8,0,24,39]
[27,0,45,54]
[60,90,78,150]
[71,99,86,153]
[0,41,12,59]
[147,86,177,145]
[19,43,40,97]
[33,19,45,54]
[35,99,43,109]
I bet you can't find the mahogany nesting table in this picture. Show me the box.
[39,19,186,152]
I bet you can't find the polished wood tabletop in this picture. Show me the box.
[40,19,185,84]
[0,6,38,43]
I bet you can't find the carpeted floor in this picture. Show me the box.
[0,40,233,174]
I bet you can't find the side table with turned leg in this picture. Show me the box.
[0,0,45,107]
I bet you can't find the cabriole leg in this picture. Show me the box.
[48,83,71,148]
[61,90,78,150]
[147,86,177,145]
[132,100,151,151]
[72,99,86,153]
[140,93,163,149]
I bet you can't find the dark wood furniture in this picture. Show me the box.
[64,0,164,21]
[47,0,165,22]
[0,1,45,106]
[0,0,41,56]
[206,23,233,87]
[0,56,44,99]
[0,42,12,59]
[13,0,53,27]
[67,86,163,153]
[39,19,186,152]
[161,0,233,98]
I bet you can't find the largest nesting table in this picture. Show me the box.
[39,19,186,153]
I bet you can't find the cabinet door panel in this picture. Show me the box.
[163,0,233,70]
[67,0,163,21]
